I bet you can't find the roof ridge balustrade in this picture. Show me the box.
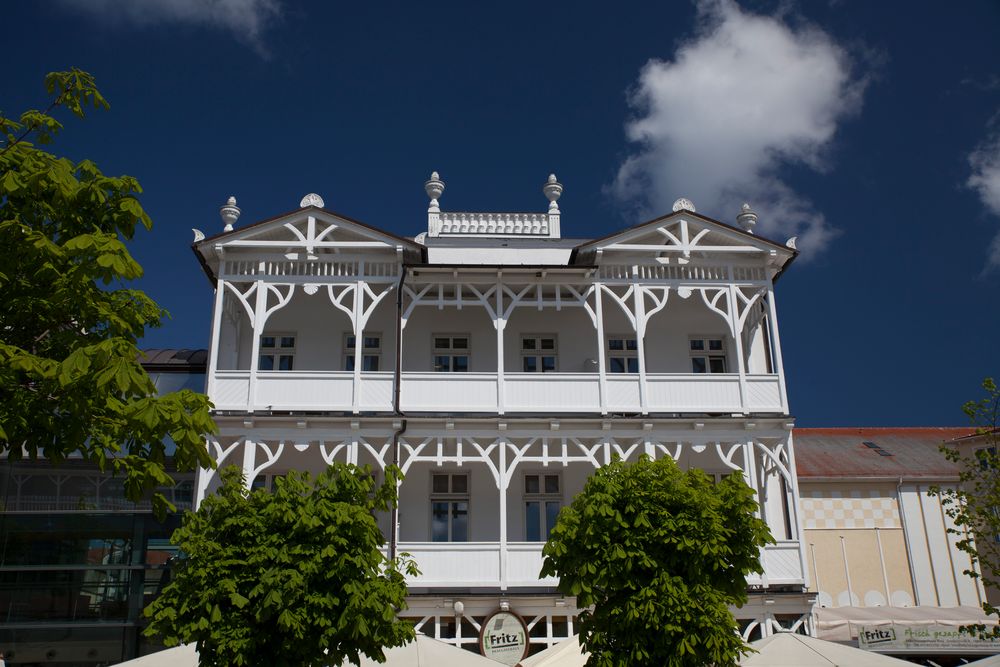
[423,172,563,239]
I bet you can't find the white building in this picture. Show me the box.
[191,174,807,656]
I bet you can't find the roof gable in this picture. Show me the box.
[574,210,796,265]
[197,206,421,253]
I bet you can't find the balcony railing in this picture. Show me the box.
[395,541,803,590]
[211,371,785,414]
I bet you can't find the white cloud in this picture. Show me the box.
[967,131,1000,268]
[610,0,867,257]
[56,0,281,55]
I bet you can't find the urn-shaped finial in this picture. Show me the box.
[736,202,758,234]
[220,196,241,232]
[425,171,445,213]
[543,173,563,212]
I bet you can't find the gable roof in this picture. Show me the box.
[574,209,795,253]
[570,209,798,280]
[192,204,425,282]
[794,427,974,480]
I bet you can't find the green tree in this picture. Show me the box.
[540,455,772,667]
[0,69,215,514]
[935,377,1000,636]
[145,463,418,667]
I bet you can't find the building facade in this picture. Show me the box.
[191,175,808,656]
[795,428,998,665]
[0,350,202,666]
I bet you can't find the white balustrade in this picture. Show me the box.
[396,541,801,588]
[503,374,600,412]
[747,541,806,586]
[211,371,783,413]
[397,542,502,587]
[399,373,498,412]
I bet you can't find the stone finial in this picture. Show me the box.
[300,193,325,208]
[192,228,205,243]
[672,197,696,213]
[543,173,563,213]
[219,196,241,232]
[425,171,445,213]
[786,236,798,250]
[736,202,758,234]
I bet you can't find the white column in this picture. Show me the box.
[594,282,608,415]
[745,439,767,587]
[785,431,810,588]
[632,271,649,415]
[728,284,748,414]
[247,279,267,411]
[205,277,226,399]
[352,282,364,414]
[499,439,508,590]
[496,279,506,415]
[765,286,789,414]
[241,439,257,490]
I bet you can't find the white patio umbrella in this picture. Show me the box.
[520,635,587,666]
[114,644,198,666]
[740,631,913,666]
[113,635,500,667]
[960,654,1000,666]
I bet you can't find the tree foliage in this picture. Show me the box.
[934,377,1000,635]
[0,69,215,514]
[540,455,772,667]
[145,463,418,667]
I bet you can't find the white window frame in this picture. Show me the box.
[430,471,470,542]
[523,471,563,542]
[343,332,382,372]
[689,335,728,374]
[607,334,638,373]
[520,334,558,373]
[259,333,296,371]
[432,334,470,373]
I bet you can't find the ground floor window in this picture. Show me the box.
[431,472,469,542]
[524,473,562,541]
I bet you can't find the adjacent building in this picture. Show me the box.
[0,350,202,665]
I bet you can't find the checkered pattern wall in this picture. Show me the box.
[799,488,901,529]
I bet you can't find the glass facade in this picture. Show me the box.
[0,512,183,665]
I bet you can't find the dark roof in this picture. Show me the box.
[140,349,208,372]
[794,427,975,480]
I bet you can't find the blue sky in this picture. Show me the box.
[5,1,999,426]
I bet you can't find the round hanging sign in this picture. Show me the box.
[479,609,529,665]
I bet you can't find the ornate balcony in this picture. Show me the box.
[210,371,784,414]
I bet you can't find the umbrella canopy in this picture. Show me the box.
[348,634,501,666]
[112,635,499,667]
[520,635,587,667]
[114,644,198,666]
[961,655,1000,666]
[740,632,913,666]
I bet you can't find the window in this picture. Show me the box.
[521,335,558,372]
[344,333,381,371]
[524,473,562,541]
[431,472,469,542]
[433,335,469,372]
[250,473,286,492]
[259,334,295,371]
[607,336,638,373]
[689,337,727,373]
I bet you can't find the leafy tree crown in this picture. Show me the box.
[540,455,772,666]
